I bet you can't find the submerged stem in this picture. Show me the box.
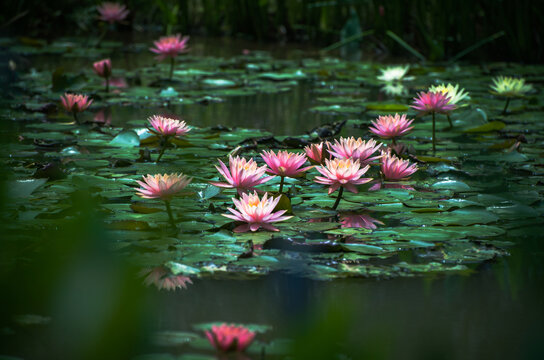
[431,111,436,153]
[278,176,285,194]
[332,187,344,210]
[164,200,176,228]
[502,98,511,115]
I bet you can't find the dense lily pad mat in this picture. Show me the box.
[2,41,544,283]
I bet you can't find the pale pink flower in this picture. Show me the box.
[381,152,418,181]
[369,113,414,140]
[205,324,256,352]
[340,213,384,230]
[150,34,190,61]
[304,142,330,164]
[60,93,93,113]
[261,150,312,178]
[148,115,191,137]
[97,2,129,24]
[328,137,382,164]
[93,58,112,78]
[223,191,292,233]
[314,158,372,194]
[135,173,192,200]
[411,91,456,115]
[141,267,192,291]
[210,156,273,194]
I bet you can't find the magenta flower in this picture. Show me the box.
[381,152,418,181]
[97,2,129,24]
[150,34,189,79]
[411,91,457,153]
[369,113,414,143]
[223,191,292,233]
[340,213,384,230]
[93,58,112,92]
[205,324,256,353]
[411,91,456,115]
[135,173,192,226]
[60,93,93,123]
[210,156,273,194]
[314,158,372,210]
[304,142,330,165]
[261,150,312,193]
[328,137,383,164]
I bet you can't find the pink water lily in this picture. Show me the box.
[150,34,189,79]
[381,152,418,181]
[148,115,190,137]
[315,158,372,195]
[223,191,292,233]
[60,93,93,122]
[141,267,192,291]
[304,142,330,164]
[210,156,274,194]
[261,150,312,193]
[328,137,383,164]
[136,173,192,200]
[97,2,129,24]
[93,58,112,92]
[205,324,256,353]
[411,91,456,115]
[369,113,414,142]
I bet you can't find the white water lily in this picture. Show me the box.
[428,83,470,106]
[377,65,411,82]
[490,76,533,97]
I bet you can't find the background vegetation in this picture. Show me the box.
[2,0,542,62]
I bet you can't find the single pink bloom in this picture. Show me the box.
[411,91,457,115]
[148,115,191,137]
[314,158,372,195]
[340,213,384,230]
[381,152,418,181]
[93,58,112,78]
[97,2,129,24]
[60,93,93,113]
[210,156,274,194]
[135,173,192,200]
[328,137,383,164]
[304,142,331,165]
[369,113,414,140]
[141,267,192,291]
[223,191,292,233]
[261,150,312,178]
[205,324,256,352]
[150,34,190,61]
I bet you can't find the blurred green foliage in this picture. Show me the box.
[1,0,542,62]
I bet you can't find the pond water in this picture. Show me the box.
[1,36,543,359]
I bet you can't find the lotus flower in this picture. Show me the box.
[328,137,382,164]
[60,93,93,122]
[377,65,410,82]
[210,156,273,194]
[141,267,192,291]
[205,324,256,352]
[340,213,384,230]
[380,152,418,181]
[223,191,292,233]
[304,142,330,164]
[428,83,470,106]
[93,58,112,92]
[261,150,312,193]
[369,113,414,142]
[97,2,129,24]
[150,34,190,79]
[136,173,192,226]
[411,91,456,153]
[490,76,533,114]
